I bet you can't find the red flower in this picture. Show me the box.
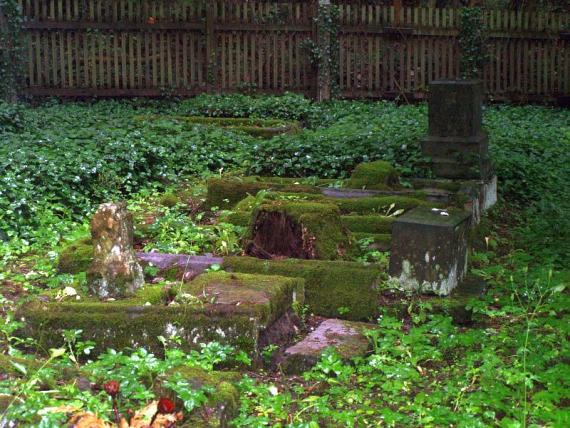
[157,397,175,414]
[103,380,120,397]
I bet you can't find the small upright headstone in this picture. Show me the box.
[88,202,144,299]
[421,80,492,180]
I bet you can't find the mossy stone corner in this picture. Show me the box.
[20,271,304,358]
[345,160,400,190]
[87,202,144,299]
[224,257,387,321]
[248,201,350,260]
[389,207,471,296]
[280,319,377,374]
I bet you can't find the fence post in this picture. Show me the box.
[205,2,217,92]
[0,1,20,102]
[315,0,333,101]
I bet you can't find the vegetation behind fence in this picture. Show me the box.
[13,0,570,101]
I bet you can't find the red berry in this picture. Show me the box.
[103,380,120,397]
[157,397,175,414]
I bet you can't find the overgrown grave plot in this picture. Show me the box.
[134,115,301,138]
[33,159,489,366]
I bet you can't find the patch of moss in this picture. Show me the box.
[57,237,93,274]
[205,178,319,210]
[19,273,303,357]
[220,211,252,228]
[224,257,388,321]
[251,201,350,260]
[345,160,400,190]
[334,196,435,215]
[341,215,395,234]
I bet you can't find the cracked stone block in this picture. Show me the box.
[280,318,376,374]
[389,207,471,296]
[88,202,144,299]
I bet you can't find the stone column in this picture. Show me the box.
[421,80,492,180]
[88,202,144,299]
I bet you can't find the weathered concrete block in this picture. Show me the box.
[88,202,144,299]
[389,207,471,296]
[280,318,375,374]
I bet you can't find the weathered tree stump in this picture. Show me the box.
[247,201,350,260]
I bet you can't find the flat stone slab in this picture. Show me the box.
[20,272,304,359]
[280,319,376,374]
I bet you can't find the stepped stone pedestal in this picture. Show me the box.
[421,80,493,181]
[389,207,470,296]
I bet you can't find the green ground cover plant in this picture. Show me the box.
[0,94,568,426]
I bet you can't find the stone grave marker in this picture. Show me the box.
[87,202,144,299]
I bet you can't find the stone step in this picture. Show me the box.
[280,318,377,374]
[20,271,304,360]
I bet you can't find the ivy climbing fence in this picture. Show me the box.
[11,0,570,101]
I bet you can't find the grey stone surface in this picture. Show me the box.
[281,318,375,374]
[87,202,144,299]
[422,80,492,180]
[428,80,483,138]
[389,207,471,296]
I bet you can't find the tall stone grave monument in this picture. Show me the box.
[421,80,492,180]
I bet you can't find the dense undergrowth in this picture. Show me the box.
[0,94,569,427]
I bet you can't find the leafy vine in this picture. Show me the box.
[301,2,340,99]
[0,0,25,101]
[458,7,489,80]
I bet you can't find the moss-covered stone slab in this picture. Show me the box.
[389,207,471,296]
[334,196,435,215]
[344,160,400,190]
[205,178,319,210]
[341,215,395,234]
[248,201,350,260]
[224,257,387,321]
[20,272,304,358]
[280,319,376,374]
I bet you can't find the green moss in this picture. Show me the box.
[19,273,303,357]
[334,196,435,215]
[205,178,319,210]
[345,160,400,190]
[341,215,395,234]
[158,192,181,208]
[251,201,349,260]
[220,211,252,227]
[57,237,93,274]
[224,257,387,321]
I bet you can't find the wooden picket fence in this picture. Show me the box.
[17,0,570,101]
